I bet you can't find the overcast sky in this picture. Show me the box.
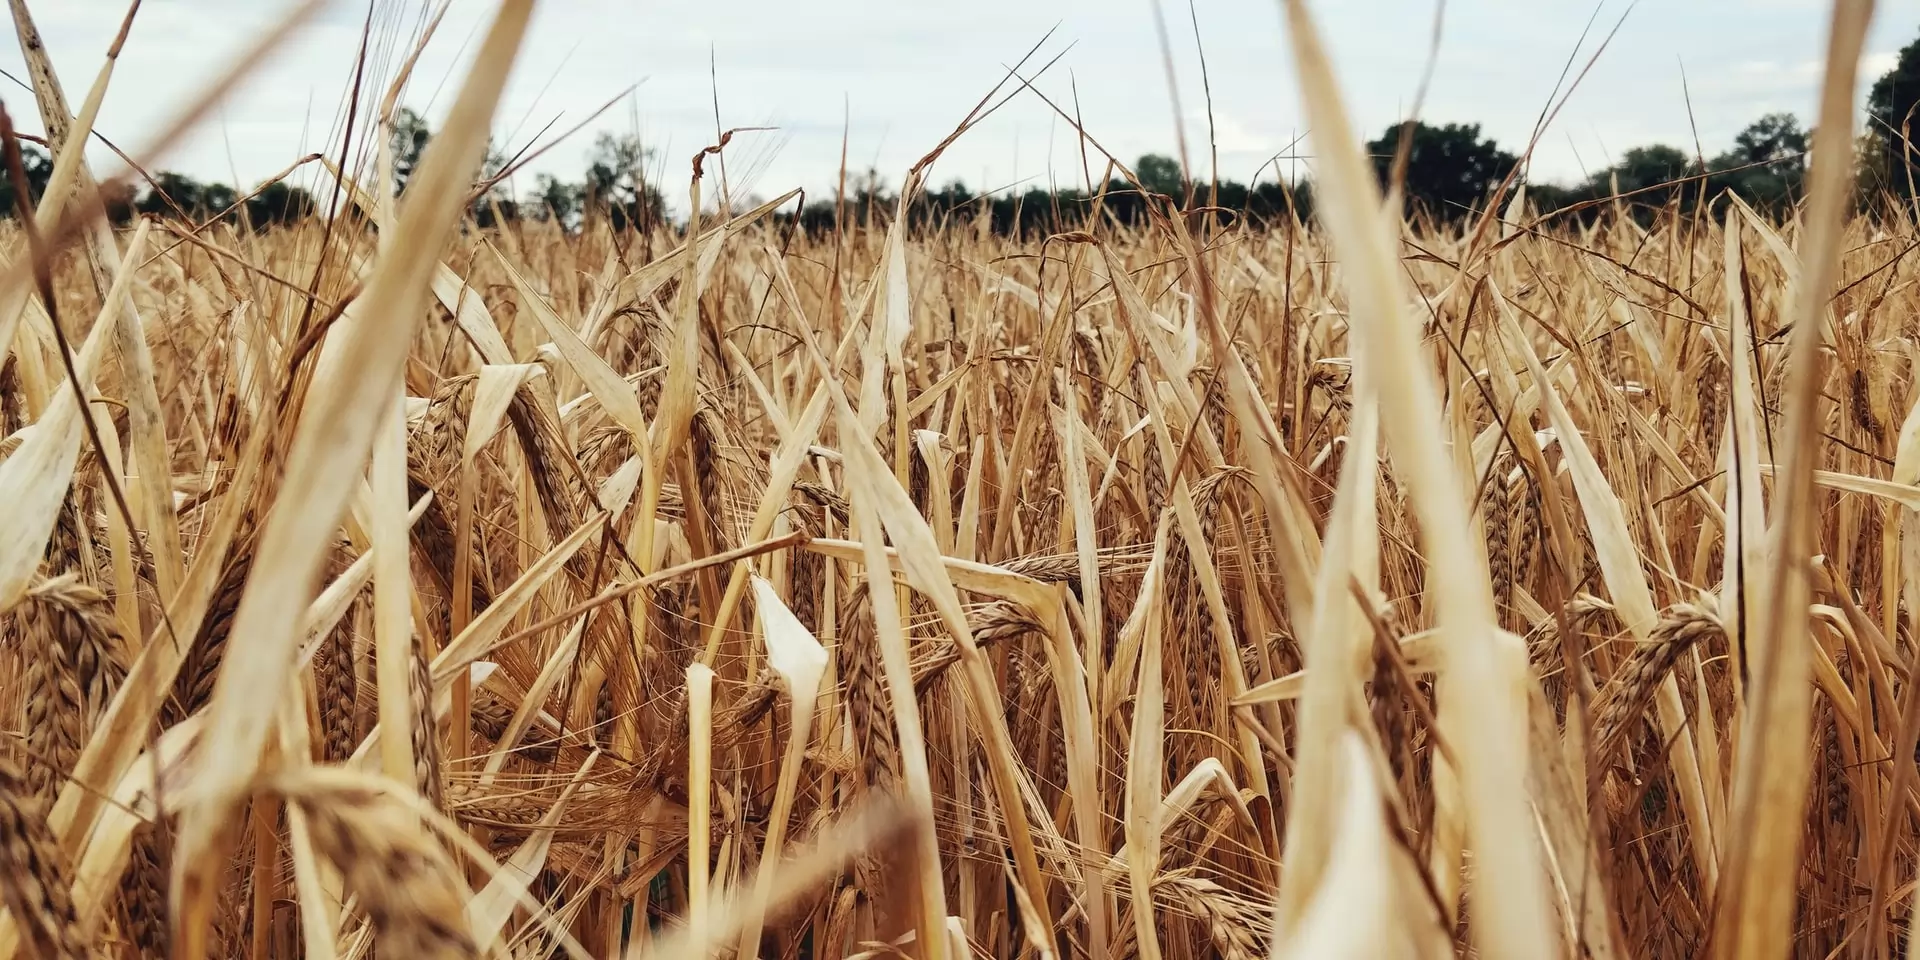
[13,0,1920,213]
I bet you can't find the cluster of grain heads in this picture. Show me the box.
[20,575,123,802]
[0,759,88,960]
[275,771,480,960]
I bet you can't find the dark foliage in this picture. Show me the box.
[0,84,1844,235]
[0,142,51,218]
[133,170,315,230]
[777,156,1310,239]
[1367,121,1518,222]
[1870,32,1920,199]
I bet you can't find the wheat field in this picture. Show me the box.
[0,0,1910,957]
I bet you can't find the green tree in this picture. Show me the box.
[1607,144,1690,191]
[1579,144,1694,215]
[1728,112,1807,167]
[1858,128,1897,207]
[135,171,311,228]
[1710,112,1806,210]
[583,131,665,231]
[1135,153,1185,198]
[244,179,316,227]
[0,142,51,218]
[136,171,237,217]
[390,106,431,195]
[1365,121,1517,221]
[532,173,580,225]
[1871,33,1920,181]
[381,106,518,223]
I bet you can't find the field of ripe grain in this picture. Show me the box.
[0,0,1909,958]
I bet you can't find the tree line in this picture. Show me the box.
[771,108,1811,238]
[0,143,321,228]
[0,105,670,233]
[14,28,1920,235]
[764,30,1920,235]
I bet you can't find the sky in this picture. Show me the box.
[12,0,1920,214]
